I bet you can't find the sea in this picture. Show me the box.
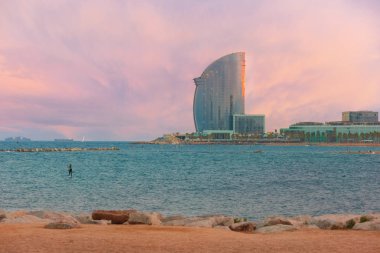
[0,141,379,220]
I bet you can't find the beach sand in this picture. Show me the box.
[1,223,379,253]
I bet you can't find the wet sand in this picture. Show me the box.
[1,223,379,253]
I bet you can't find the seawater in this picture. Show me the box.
[0,142,379,220]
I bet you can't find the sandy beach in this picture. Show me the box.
[0,223,379,253]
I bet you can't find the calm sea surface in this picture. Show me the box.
[0,142,379,220]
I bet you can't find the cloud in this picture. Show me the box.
[0,0,379,140]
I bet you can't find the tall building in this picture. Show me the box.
[342,111,378,123]
[193,52,245,132]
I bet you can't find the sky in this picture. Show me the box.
[1,0,380,141]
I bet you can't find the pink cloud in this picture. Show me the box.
[0,0,379,140]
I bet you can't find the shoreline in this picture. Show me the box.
[132,141,380,147]
[1,209,379,252]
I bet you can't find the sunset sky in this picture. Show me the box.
[1,0,380,140]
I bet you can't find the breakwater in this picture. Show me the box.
[0,147,119,152]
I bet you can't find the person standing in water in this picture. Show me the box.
[68,164,73,178]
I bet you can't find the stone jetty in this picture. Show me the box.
[0,147,119,152]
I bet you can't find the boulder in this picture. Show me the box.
[229,222,256,233]
[353,220,380,231]
[27,211,80,226]
[162,218,187,226]
[128,211,162,225]
[233,217,247,223]
[2,215,47,224]
[211,216,234,227]
[5,210,27,219]
[195,215,234,227]
[359,214,376,223]
[162,215,234,228]
[256,224,297,233]
[92,210,136,224]
[310,214,360,230]
[45,222,79,229]
[161,215,186,223]
[263,216,292,226]
[74,214,102,224]
[93,220,110,225]
[184,218,214,228]
[287,215,313,228]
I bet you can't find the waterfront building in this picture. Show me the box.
[280,118,380,143]
[342,111,378,123]
[233,114,265,135]
[193,52,245,132]
[202,130,234,140]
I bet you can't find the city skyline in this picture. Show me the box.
[1,0,380,140]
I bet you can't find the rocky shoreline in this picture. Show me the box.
[1,209,379,233]
[0,147,119,152]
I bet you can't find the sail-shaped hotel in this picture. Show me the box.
[193,52,265,136]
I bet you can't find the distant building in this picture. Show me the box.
[281,111,380,142]
[342,111,378,123]
[4,136,31,142]
[233,114,265,135]
[193,52,245,132]
[54,139,74,142]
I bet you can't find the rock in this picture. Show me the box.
[359,214,376,223]
[256,224,297,233]
[310,214,360,230]
[263,216,292,226]
[211,216,234,227]
[2,215,47,224]
[5,210,27,219]
[162,218,187,226]
[45,222,79,229]
[196,215,234,227]
[287,215,313,228]
[27,211,80,226]
[74,214,101,224]
[93,220,110,225]
[0,210,6,221]
[353,220,380,231]
[162,215,234,228]
[92,210,136,224]
[161,215,186,223]
[184,218,214,228]
[229,222,256,233]
[233,217,247,223]
[128,211,162,225]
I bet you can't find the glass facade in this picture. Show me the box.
[193,52,245,132]
[280,124,380,142]
[342,111,378,123]
[233,114,265,134]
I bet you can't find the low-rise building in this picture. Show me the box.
[281,112,380,143]
[233,114,265,135]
